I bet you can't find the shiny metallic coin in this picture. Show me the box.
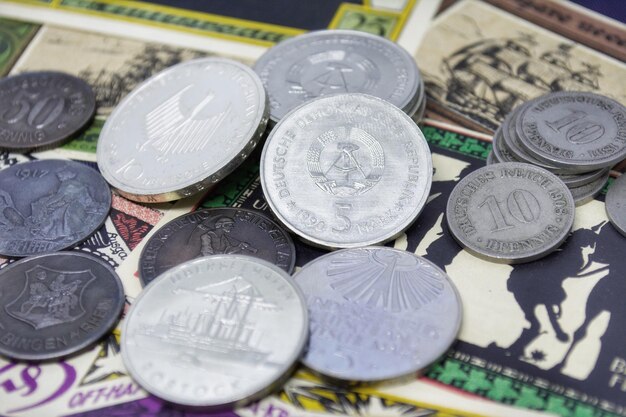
[254,30,420,123]
[569,172,609,206]
[486,151,498,165]
[139,208,296,286]
[492,119,519,164]
[294,247,462,382]
[122,255,308,408]
[0,72,95,151]
[0,159,111,257]
[606,174,626,236]
[0,252,124,361]
[446,162,575,264]
[516,91,626,170]
[97,58,268,203]
[260,93,432,249]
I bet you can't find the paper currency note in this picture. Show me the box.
[417,0,626,132]
[0,17,38,76]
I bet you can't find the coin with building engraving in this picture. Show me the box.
[260,93,432,249]
[446,162,575,263]
[0,71,95,151]
[606,174,626,237]
[139,208,296,286]
[254,30,421,123]
[122,255,308,407]
[516,91,626,170]
[97,58,268,203]
[294,247,461,382]
[0,252,124,360]
[0,159,111,257]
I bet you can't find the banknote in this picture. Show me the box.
[0,17,38,76]
[417,0,626,133]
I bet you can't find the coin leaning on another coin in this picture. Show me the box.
[260,93,432,250]
[97,57,269,203]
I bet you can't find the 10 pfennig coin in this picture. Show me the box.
[122,255,308,408]
[446,162,575,263]
[97,58,268,202]
[260,93,432,249]
[295,247,461,382]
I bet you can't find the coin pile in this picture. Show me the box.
[254,30,427,124]
[487,91,626,205]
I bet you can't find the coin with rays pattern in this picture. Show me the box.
[293,247,462,382]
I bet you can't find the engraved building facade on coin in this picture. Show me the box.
[260,93,432,249]
[446,162,575,263]
[294,247,462,382]
[254,30,422,123]
[0,252,124,360]
[139,208,296,286]
[97,58,268,203]
[0,72,96,151]
[0,159,111,257]
[122,255,308,408]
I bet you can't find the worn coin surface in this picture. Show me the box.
[122,255,308,407]
[569,172,609,206]
[260,93,432,249]
[606,174,626,237]
[516,91,626,170]
[0,252,124,360]
[446,162,575,263]
[0,159,111,257]
[254,30,420,123]
[97,58,268,203]
[139,208,296,286]
[294,247,461,382]
[0,72,95,151]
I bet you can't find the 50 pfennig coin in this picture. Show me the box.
[122,255,308,408]
[260,93,432,249]
[446,162,575,263]
[97,58,268,202]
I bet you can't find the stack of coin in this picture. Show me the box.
[254,30,426,123]
[487,91,626,205]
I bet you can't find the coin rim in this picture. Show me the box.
[259,93,433,249]
[446,162,576,264]
[294,246,462,382]
[0,252,124,361]
[122,254,309,408]
[606,174,626,237]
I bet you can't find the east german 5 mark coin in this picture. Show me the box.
[260,93,432,249]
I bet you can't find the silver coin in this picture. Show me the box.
[486,151,498,165]
[122,255,308,408]
[97,58,268,203]
[446,162,575,263]
[516,91,626,170]
[254,30,420,123]
[606,174,626,236]
[0,71,95,151]
[569,171,609,206]
[260,93,432,249]
[0,159,111,257]
[558,167,610,188]
[0,252,124,361]
[294,247,461,382]
[492,119,519,164]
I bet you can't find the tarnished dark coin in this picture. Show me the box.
[0,159,111,257]
[0,252,124,361]
[446,162,575,263]
[0,72,95,151]
[294,247,461,383]
[516,91,626,170]
[606,174,626,236]
[569,172,609,206]
[139,208,296,286]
